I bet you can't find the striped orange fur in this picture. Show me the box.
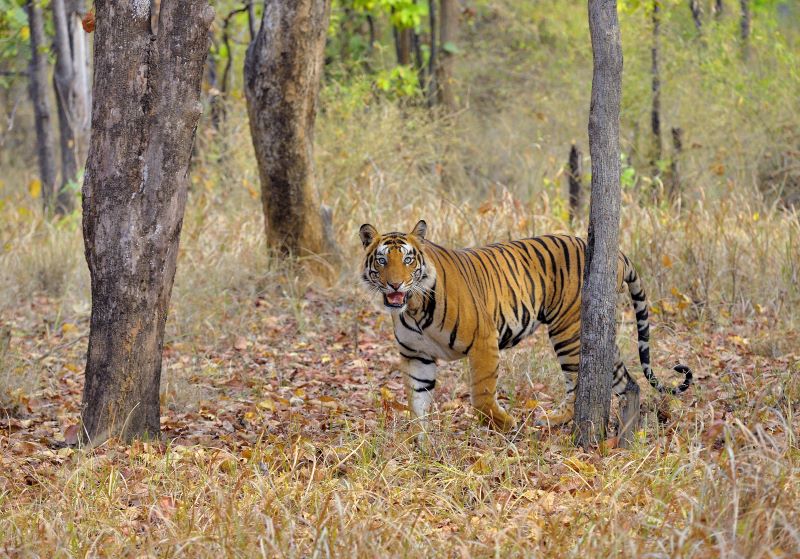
[359,220,692,440]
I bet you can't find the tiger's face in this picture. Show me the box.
[359,220,431,312]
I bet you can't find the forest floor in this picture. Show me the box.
[1,283,798,557]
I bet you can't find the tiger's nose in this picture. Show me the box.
[388,282,402,291]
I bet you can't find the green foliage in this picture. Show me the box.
[374,64,419,98]
[351,0,428,29]
[0,0,29,88]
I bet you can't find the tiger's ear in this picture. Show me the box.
[410,220,427,240]
[359,224,379,248]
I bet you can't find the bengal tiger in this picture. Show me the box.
[359,220,692,439]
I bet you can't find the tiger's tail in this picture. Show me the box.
[623,257,692,395]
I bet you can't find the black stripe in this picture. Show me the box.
[409,375,436,391]
[400,352,435,365]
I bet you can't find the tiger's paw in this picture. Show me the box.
[534,404,575,427]
[476,405,518,433]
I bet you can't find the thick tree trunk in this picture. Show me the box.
[575,0,623,450]
[80,0,214,444]
[25,0,58,215]
[244,0,337,260]
[650,0,662,179]
[436,0,458,110]
[568,144,583,224]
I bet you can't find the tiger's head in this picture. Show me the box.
[359,220,434,312]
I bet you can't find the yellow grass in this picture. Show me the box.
[1,0,799,555]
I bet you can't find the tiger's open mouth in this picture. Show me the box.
[383,291,408,308]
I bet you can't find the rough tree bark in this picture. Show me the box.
[574,0,624,450]
[52,0,90,213]
[435,0,458,110]
[568,144,583,224]
[80,0,214,444]
[650,0,662,180]
[25,0,58,215]
[244,0,337,260]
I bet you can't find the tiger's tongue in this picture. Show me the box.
[387,292,405,305]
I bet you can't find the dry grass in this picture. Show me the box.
[1,0,800,556]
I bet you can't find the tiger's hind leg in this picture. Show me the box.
[468,339,517,432]
[535,319,580,427]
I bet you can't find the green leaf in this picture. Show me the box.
[442,41,460,55]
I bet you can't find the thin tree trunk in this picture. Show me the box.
[244,0,338,261]
[651,0,662,180]
[396,26,412,65]
[575,0,623,450]
[436,0,458,110]
[80,0,214,444]
[740,0,750,60]
[568,144,583,224]
[413,28,425,90]
[52,0,78,213]
[670,127,683,201]
[436,0,457,106]
[25,0,58,215]
[689,0,702,33]
[427,0,437,105]
[207,33,223,129]
[714,0,724,18]
[247,0,256,41]
[67,0,91,161]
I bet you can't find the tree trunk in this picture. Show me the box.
[714,0,724,18]
[25,0,58,215]
[650,0,662,180]
[80,0,214,444]
[436,0,458,110]
[427,0,437,105]
[689,0,702,33]
[395,26,412,65]
[740,0,750,60]
[51,0,80,213]
[68,0,91,159]
[244,0,337,260]
[575,0,623,450]
[669,126,683,201]
[568,144,583,224]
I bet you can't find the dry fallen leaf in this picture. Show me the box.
[63,424,80,446]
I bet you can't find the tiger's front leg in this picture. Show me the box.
[400,356,438,444]
[469,340,517,433]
